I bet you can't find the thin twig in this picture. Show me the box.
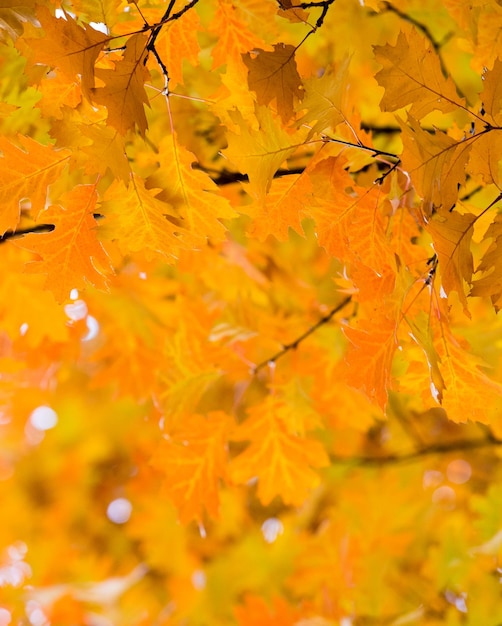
[331,436,502,466]
[253,296,352,374]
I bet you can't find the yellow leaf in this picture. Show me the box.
[471,212,502,310]
[99,174,184,261]
[375,29,465,119]
[147,136,236,242]
[400,114,472,217]
[297,61,350,136]
[224,106,305,201]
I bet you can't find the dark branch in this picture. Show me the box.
[331,436,502,466]
[253,296,352,374]
[0,223,55,243]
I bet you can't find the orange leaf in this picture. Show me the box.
[427,210,476,315]
[244,44,304,123]
[0,136,70,234]
[19,185,113,302]
[248,172,311,240]
[230,396,329,506]
[306,156,391,274]
[92,33,150,135]
[210,0,268,69]
[151,412,232,523]
[29,6,107,100]
[156,7,201,88]
[343,315,398,410]
[234,595,303,626]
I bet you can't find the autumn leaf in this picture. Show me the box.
[210,0,269,70]
[28,6,107,100]
[400,114,472,217]
[146,136,236,243]
[230,396,329,505]
[427,210,477,315]
[375,28,465,119]
[18,185,113,302]
[471,212,502,310]
[155,5,201,88]
[0,136,70,234]
[224,106,305,200]
[244,44,304,123]
[434,326,502,423]
[92,33,150,135]
[99,174,184,260]
[297,60,350,136]
[343,315,398,409]
[150,412,232,523]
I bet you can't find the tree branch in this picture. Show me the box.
[331,436,502,466]
[253,296,352,374]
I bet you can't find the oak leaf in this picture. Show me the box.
[427,210,476,315]
[471,212,502,310]
[400,114,471,217]
[146,136,236,243]
[230,396,329,505]
[18,185,113,302]
[224,107,304,200]
[156,6,201,88]
[435,328,502,423]
[305,156,391,274]
[28,6,107,100]
[0,136,70,234]
[210,0,269,69]
[297,61,350,136]
[151,412,232,523]
[244,44,304,123]
[248,172,311,240]
[99,174,183,260]
[375,29,465,119]
[343,315,398,409]
[92,33,150,136]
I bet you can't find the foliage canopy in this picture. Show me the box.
[2,0,502,624]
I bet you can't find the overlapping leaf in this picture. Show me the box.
[244,44,303,122]
[146,136,236,243]
[230,396,329,505]
[375,29,465,119]
[18,185,112,302]
[92,33,150,135]
[28,6,107,100]
[99,174,184,260]
[0,136,70,234]
[427,210,477,315]
[224,107,305,200]
[151,412,232,523]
